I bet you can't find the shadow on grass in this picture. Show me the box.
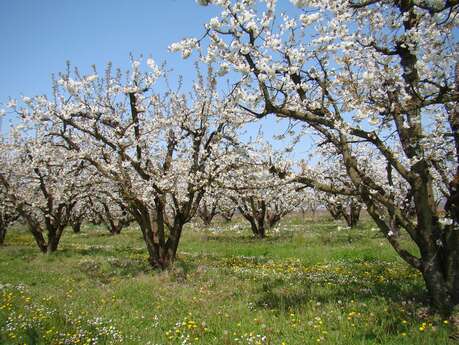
[77,256,153,284]
[253,262,427,312]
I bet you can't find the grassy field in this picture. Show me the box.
[0,215,455,344]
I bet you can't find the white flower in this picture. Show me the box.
[168,42,181,52]
[182,49,192,59]
[22,96,32,104]
[209,17,220,29]
[258,73,267,82]
[7,99,16,108]
[240,45,250,55]
[368,117,380,126]
[217,63,229,76]
[86,74,98,82]
[439,217,453,226]
[291,0,307,8]
[146,58,161,77]
[300,13,320,26]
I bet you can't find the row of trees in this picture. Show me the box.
[1,62,344,261]
[1,0,457,315]
[180,0,458,314]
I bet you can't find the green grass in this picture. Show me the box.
[0,215,455,344]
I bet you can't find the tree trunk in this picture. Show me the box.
[47,238,59,253]
[201,214,214,226]
[420,249,456,316]
[130,201,183,270]
[46,227,64,253]
[267,213,281,229]
[257,222,266,239]
[107,222,122,235]
[27,225,47,253]
[72,222,82,233]
[343,202,361,228]
[0,225,6,245]
[446,229,459,306]
[406,169,459,315]
[248,218,265,239]
[166,221,185,263]
[311,208,316,220]
[327,203,343,220]
[199,204,216,226]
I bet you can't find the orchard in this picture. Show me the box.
[0,1,458,344]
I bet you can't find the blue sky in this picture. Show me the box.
[0,0,221,101]
[0,0,308,158]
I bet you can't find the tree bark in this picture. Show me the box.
[249,219,265,238]
[199,204,217,226]
[267,213,281,229]
[46,226,64,253]
[72,222,82,233]
[421,248,456,316]
[342,202,361,228]
[327,203,343,220]
[29,226,47,253]
[0,224,6,245]
[130,200,186,270]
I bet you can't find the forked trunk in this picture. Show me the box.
[132,203,186,270]
[145,223,184,269]
[343,202,361,228]
[47,238,60,253]
[267,213,281,229]
[108,222,123,235]
[46,226,65,253]
[199,204,217,226]
[249,218,265,239]
[327,203,342,220]
[362,180,459,315]
[201,214,214,226]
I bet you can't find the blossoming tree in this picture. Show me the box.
[224,147,304,238]
[0,130,88,253]
[0,158,18,245]
[176,0,459,313]
[16,60,246,268]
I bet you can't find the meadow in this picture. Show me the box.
[0,214,455,345]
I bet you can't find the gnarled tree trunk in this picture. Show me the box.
[342,201,361,228]
[198,203,217,226]
[238,198,267,239]
[327,202,343,220]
